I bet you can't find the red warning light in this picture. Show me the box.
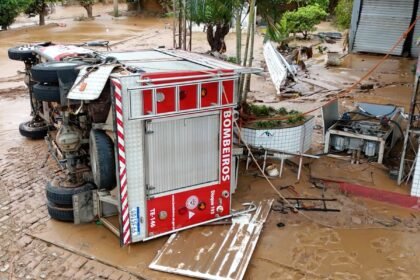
[198,202,206,210]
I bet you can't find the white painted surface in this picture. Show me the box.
[241,117,315,158]
[411,144,420,197]
[263,42,288,95]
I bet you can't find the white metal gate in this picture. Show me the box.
[353,0,414,55]
[145,113,220,196]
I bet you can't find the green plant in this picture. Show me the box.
[265,16,290,43]
[288,109,300,115]
[25,0,58,25]
[277,107,288,115]
[305,0,329,11]
[283,4,328,39]
[317,45,328,54]
[0,0,30,30]
[187,0,239,52]
[255,120,282,128]
[334,0,352,30]
[287,113,305,124]
[249,104,278,117]
[227,56,237,64]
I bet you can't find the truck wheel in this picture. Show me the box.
[33,83,61,102]
[8,46,36,62]
[46,181,95,206]
[47,201,74,222]
[31,61,85,84]
[19,121,48,139]
[90,130,116,190]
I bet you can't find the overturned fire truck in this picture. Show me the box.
[9,43,258,245]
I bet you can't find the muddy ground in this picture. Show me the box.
[1,4,420,280]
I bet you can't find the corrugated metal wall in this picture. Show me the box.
[411,7,420,57]
[146,113,219,195]
[353,0,414,55]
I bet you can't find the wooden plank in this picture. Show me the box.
[149,200,274,280]
[299,77,340,91]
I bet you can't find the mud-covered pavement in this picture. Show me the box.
[1,4,420,280]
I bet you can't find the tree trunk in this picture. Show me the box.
[178,2,182,49]
[173,0,177,48]
[235,8,242,65]
[113,0,119,17]
[182,0,187,50]
[328,0,339,13]
[189,20,192,51]
[84,5,93,19]
[39,12,45,26]
[244,0,256,95]
[1,25,7,30]
[240,0,255,101]
[206,23,230,52]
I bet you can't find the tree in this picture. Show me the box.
[283,4,327,39]
[0,0,29,30]
[187,0,237,52]
[78,0,94,19]
[334,0,352,29]
[25,0,57,26]
[300,0,329,10]
[265,16,289,45]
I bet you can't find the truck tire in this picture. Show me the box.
[19,121,48,139]
[33,83,61,102]
[90,130,116,190]
[8,46,36,62]
[46,181,95,206]
[31,61,85,84]
[47,201,74,222]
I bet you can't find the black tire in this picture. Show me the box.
[19,121,48,139]
[90,130,116,190]
[47,201,74,222]
[46,181,95,206]
[31,61,86,84]
[33,83,61,102]
[8,46,36,62]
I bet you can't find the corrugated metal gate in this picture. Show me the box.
[145,113,219,196]
[353,0,414,55]
[411,7,420,57]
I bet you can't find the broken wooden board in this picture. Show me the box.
[149,199,273,280]
[298,77,340,91]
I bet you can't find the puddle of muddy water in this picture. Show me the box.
[0,6,167,79]
[0,96,32,155]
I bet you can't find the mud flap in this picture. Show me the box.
[72,190,95,224]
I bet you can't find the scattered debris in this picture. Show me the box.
[272,197,341,213]
[149,200,274,280]
[263,41,297,95]
[276,222,286,228]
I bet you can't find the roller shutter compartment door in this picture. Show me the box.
[353,0,414,55]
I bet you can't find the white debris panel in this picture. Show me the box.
[263,41,296,95]
[149,200,273,280]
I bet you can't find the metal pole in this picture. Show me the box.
[398,73,420,184]
[297,155,303,181]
